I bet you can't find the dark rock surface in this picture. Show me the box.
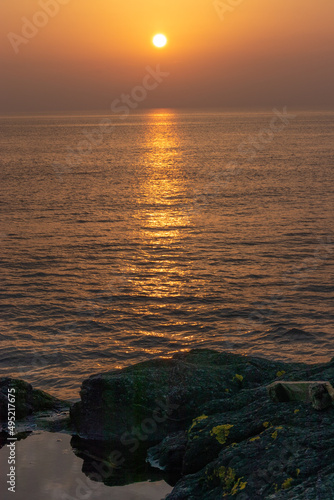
[0,378,69,421]
[3,350,334,498]
[70,349,334,496]
[166,402,334,498]
[147,431,187,472]
[70,349,291,442]
[162,351,334,499]
[0,378,70,435]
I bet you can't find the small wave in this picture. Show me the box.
[265,327,316,342]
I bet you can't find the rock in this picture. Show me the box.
[70,349,292,442]
[0,378,69,422]
[0,378,71,437]
[309,384,333,411]
[267,467,334,499]
[182,393,310,475]
[5,347,322,498]
[147,431,187,472]
[2,350,334,498]
[267,381,334,410]
[163,351,334,499]
[166,407,334,499]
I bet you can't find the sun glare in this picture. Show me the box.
[153,34,167,48]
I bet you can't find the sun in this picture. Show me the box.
[153,34,167,48]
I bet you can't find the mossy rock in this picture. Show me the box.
[0,378,69,421]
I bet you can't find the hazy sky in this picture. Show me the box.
[1,0,334,112]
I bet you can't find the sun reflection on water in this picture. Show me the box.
[129,110,195,302]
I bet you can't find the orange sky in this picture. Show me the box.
[1,0,334,112]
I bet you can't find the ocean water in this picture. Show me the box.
[0,110,333,400]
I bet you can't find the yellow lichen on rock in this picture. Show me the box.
[271,426,283,440]
[282,477,293,489]
[271,430,278,440]
[213,467,247,496]
[188,414,208,434]
[249,436,260,442]
[210,424,234,444]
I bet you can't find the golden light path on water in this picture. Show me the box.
[120,111,199,348]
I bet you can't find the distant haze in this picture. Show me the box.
[1,0,334,113]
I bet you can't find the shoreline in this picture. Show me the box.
[2,329,332,403]
[1,349,334,498]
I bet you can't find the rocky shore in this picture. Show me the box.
[2,349,334,498]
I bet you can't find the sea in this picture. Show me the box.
[1,109,333,401]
